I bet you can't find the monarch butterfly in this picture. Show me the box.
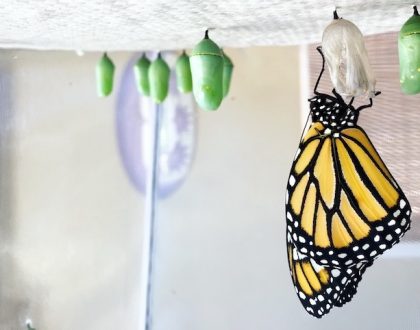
[287,234,369,318]
[286,47,411,317]
[286,47,411,269]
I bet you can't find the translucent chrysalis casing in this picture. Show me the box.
[190,30,224,111]
[322,12,376,98]
[399,6,420,95]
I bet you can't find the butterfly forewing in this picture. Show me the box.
[286,122,411,268]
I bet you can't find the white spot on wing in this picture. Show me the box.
[289,175,296,186]
[331,269,340,277]
[310,259,323,272]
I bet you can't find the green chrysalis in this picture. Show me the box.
[96,52,115,97]
[399,6,420,95]
[222,50,234,98]
[134,54,151,96]
[148,53,170,103]
[176,51,193,93]
[27,323,36,330]
[190,30,224,111]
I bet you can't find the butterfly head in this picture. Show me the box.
[309,93,359,131]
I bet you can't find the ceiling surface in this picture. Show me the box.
[0,0,416,51]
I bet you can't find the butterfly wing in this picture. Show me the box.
[287,234,366,318]
[286,122,411,267]
[334,260,370,307]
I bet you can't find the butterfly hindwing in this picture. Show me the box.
[286,122,411,268]
[287,235,367,318]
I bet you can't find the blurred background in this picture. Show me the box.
[0,2,419,330]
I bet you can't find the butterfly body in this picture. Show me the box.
[309,92,359,130]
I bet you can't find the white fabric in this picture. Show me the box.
[0,0,416,51]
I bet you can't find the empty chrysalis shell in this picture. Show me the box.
[190,30,224,111]
[322,11,376,98]
[134,54,151,96]
[96,52,115,97]
[399,6,420,95]
[148,53,170,103]
[222,50,234,98]
[176,51,193,93]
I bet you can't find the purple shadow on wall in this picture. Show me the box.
[116,54,197,199]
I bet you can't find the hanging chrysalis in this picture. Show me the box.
[175,51,193,93]
[222,50,234,98]
[96,52,115,97]
[399,6,420,95]
[134,54,151,96]
[190,30,224,111]
[26,320,36,330]
[322,10,376,98]
[148,53,170,103]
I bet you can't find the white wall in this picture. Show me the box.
[0,51,144,330]
[151,46,420,330]
[151,46,301,329]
